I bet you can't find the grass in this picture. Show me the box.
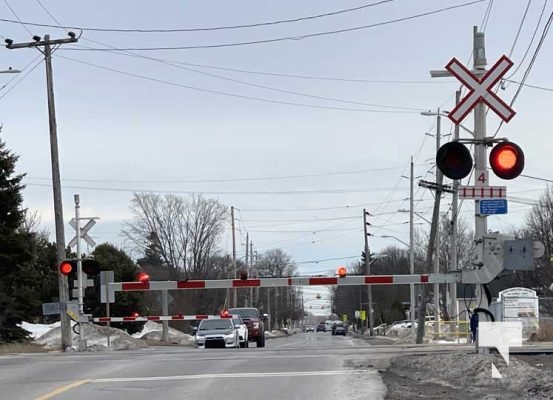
[0,342,50,354]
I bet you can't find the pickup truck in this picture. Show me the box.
[228,307,266,347]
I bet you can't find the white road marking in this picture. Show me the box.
[91,370,370,383]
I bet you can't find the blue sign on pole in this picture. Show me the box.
[480,199,508,215]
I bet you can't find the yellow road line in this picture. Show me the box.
[34,379,89,400]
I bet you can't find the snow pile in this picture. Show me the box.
[133,321,195,346]
[34,322,147,351]
[265,330,287,338]
[389,352,553,399]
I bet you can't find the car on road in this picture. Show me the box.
[232,314,249,348]
[305,325,315,333]
[228,307,266,347]
[331,321,347,336]
[325,320,337,332]
[195,318,240,349]
[316,322,326,332]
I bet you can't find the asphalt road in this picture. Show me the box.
[0,332,390,400]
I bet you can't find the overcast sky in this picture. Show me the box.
[0,1,551,312]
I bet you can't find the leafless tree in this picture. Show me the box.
[123,193,227,280]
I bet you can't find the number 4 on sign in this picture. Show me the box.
[476,170,488,187]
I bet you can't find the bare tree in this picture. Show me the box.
[185,194,227,279]
[123,193,227,280]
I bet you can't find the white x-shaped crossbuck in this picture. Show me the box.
[446,55,516,125]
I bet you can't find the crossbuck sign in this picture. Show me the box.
[446,55,515,125]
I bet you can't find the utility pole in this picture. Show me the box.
[472,28,489,354]
[74,195,86,351]
[231,206,237,308]
[244,232,249,307]
[250,241,254,307]
[6,33,78,350]
[409,157,416,342]
[434,111,441,336]
[450,90,461,321]
[363,209,373,335]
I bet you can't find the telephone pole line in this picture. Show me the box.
[231,206,237,308]
[363,209,374,335]
[6,33,78,350]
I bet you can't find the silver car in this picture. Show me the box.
[195,318,240,349]
[232,315,249,348]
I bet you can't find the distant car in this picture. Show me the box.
[195,318,240,349]
[305,326,315,333]
[325,320,337,332]
[316,322,326,332]
[231,315,249,348]
[331,321,347,336]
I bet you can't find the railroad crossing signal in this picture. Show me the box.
[437,141,524,181]
[446,55,516,124]
[68,218,97,248]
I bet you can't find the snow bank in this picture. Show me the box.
[390,352,553,398]
[134,321,195,346]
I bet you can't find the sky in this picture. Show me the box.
[1,1,552,310]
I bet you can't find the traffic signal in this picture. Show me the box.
[337,266,347,278]
[489,142,524,180]
[361,251,366,264]
[436,142,473,180]
[437,140,525,181]
[82,259,100,275]
[137,272,150,283]
[59,260,75,276]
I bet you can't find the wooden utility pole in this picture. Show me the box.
[6,33,78,350]
[231,206,237,308]
[244,233,249,307]
[363,209,374,335]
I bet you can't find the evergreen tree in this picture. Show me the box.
[0,137,33,343]
[89,243,146,335]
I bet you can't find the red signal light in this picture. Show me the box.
[337,266,347,278]
[489,142,524,180]
[59,260,74,276]
[137,272,150,283]
[132,312,139,318]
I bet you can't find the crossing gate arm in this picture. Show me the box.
[109,273,461,292]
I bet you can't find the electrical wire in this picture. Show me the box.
[493,7,553,138]
[505,0,549,81]
[296,255,359,265]
[507,0,533,59]
[62,1,486,51]
[55,54,417,113]
[4,0,34,36]
[26,181,409,195]
[0,1,394,33]
[34,0,69,33]
[70,41,425,112]
[0,56,43,101]
[504,78,553,92]
[28,163,431,185]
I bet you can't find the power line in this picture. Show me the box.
[0,1,393,33]
[70,41,425,112]
[27,182,408,195]
[504,78,553,92]
[4,0,34,37]
[239,216,359,223]
[493,7,553,138]
[238,198,431,212]
[296,255,359,265]
[0,55,43,101]
[27,163,432,185]
[56,54,417,113]
[505,0,549,80]
[63,1,485,51]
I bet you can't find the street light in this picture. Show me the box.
[0,67,20,74]
[380,234,409,248]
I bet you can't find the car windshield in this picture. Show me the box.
[228,309,258,318]
[232,317,243,326]
[198,320,232,331]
